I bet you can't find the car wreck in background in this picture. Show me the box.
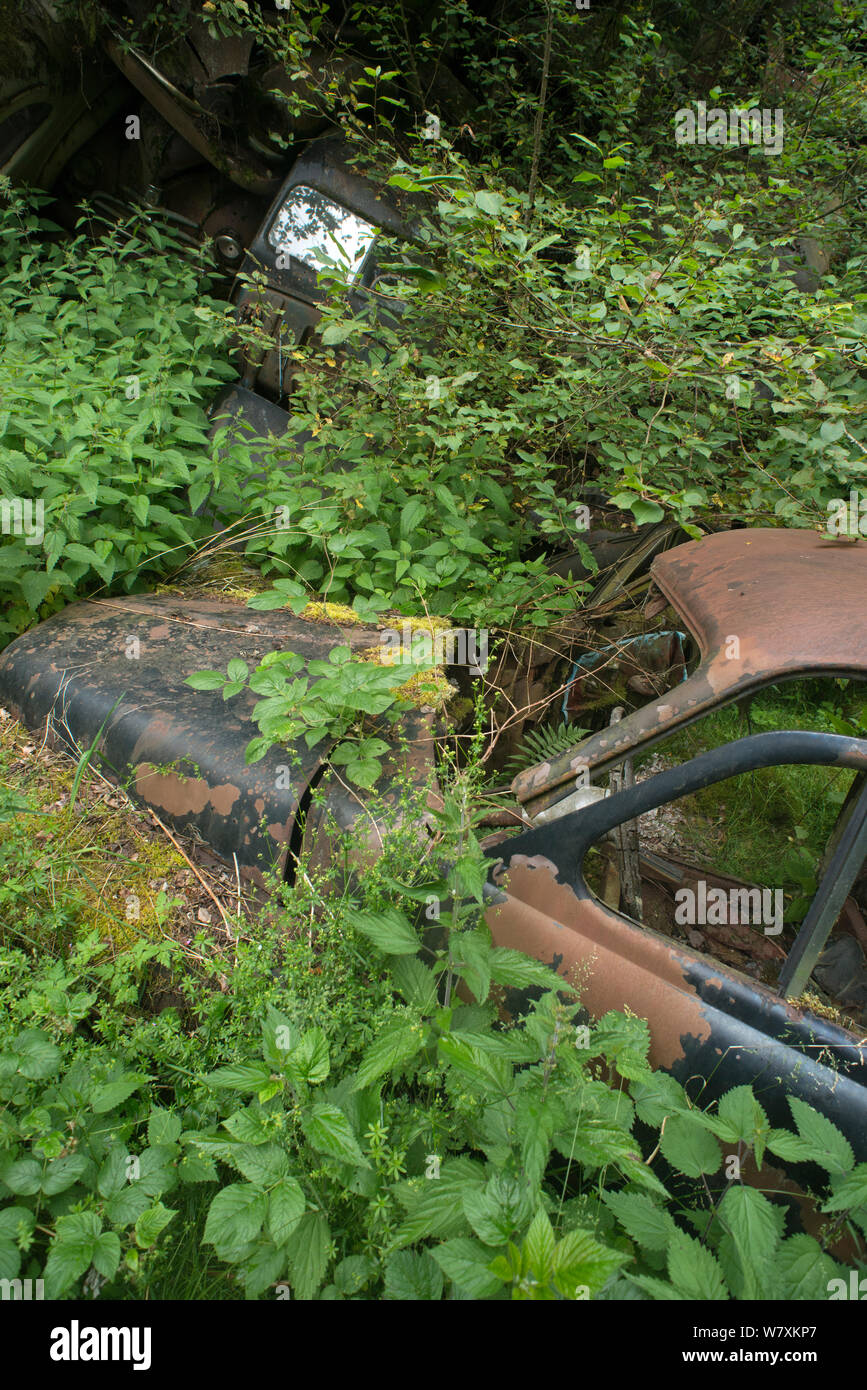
[3,527,867,1180]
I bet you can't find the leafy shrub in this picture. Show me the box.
[0,185,240,642]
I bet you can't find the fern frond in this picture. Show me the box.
[504,723,589,778]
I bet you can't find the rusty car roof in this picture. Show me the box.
[514,528,867,816]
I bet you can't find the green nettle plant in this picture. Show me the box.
[0,759,866,1300]
[0,184,242,643]
[185,643,437,788]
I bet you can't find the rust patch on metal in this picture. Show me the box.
[486,856,713,1070]
[134,764,240,817]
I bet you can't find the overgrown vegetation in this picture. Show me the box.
[1,0,867,1302]
[2,755,866,1300]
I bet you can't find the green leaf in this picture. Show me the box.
[523,1209,556,1280]
[659,1112,722,1178]
[630,1071,691,1127]
[393,1158,486,1247]
[776,1233,842,1299]
[285,1211,331,1300]
[334,1254,377,1296]
[438,1035,512,1095]
[717,1185,780,1296]
[552,1227,626,1299]
[41,1153,89,1195]
[0,1240,21,1281]
[0,1207,35,1243]
[352,1020,427,1091]
[474,190,504,217]
[233,1143,291,1187]
[787,1097,854,1175]
[488,949,558,991]
[0,1158,41,1196]
[105,1183,152,1227]
[462,1173,533,1247]
[389,956,438,1012]
[205,1062,273,1093]
[242,1242,287,1298]
[602,1190,677,1252]
[204,1184,268,1252]
[301,1103,370,1168]
[384,1249,444,1300]
[667,1228,728,1300]
[629,498,665,524]
[289,1027,330,1086]
[178,1153,219,1183]
[268,1178,307,1246]
[91,1077,145,1113]
[822,1163,867,1213]
[185,670,226,690]
[148,1109,182,1148]
[345,907,420,956]
[716,1085,769,1164]
[135,1201,177,1250]
[14,1030,61,1079]
[431,1237,502,1298]
[44,1212,101,1297]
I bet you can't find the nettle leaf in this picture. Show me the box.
[134,1202,177,1250]
[331,1253,377,1297]
[204,1184,268,1252]
[488,948,559,992]
[667,1228,728,1300]
[233,1142,292,1187]
[715,1085,770,1162]
[90,1076,146,1114]
[787,1097,854,1176]
[552,1227,626,1299]
[776,1233,844,1299]
[148,1109,182,1148]
[41,1153,89,1196]
[602,1190,677,1253]
[630,1071,691,1127]
[288,1027,330,1086]
[45,1212,103,1298]
[717,1185,781,1295]
[13,1030,61,1079]
[351,1020,427,1092]
[659,1112,723,1178]
[389,956,438,1012]
[462,1173,533,1248]
[345,906,420,956]
[822,1163,867,1213]
[438,1036,512,1096]
[431,1237,502,1298]
[205,1062,273,1093]
[523,1209,556,1281]
[267,1178,307,1246]
[301,1103,370,1168]
[284,1211,331,1300]
[392,1157,486,1248]
[384,1249,444,1301]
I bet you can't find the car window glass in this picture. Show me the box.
[266,185,376,279]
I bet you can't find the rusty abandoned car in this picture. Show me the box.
[3,526,867,1177]
[2,2,867,1231]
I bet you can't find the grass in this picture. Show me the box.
[633,678,859,914]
